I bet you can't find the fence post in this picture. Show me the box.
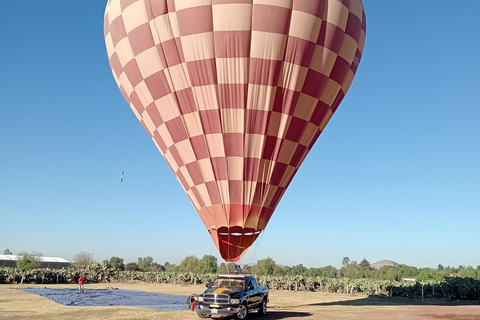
[421,285,424,302]
[57,274,59,284]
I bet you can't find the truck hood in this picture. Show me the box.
[205,287,240,295]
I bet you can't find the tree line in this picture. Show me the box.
[6,249,480,283]
[48,253,480,282]
[245,257,480,282]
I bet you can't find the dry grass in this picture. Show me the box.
[1,283,480,320]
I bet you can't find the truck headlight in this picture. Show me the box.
[198,297,204,302]
[230,299,240,304]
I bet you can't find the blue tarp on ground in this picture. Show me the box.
[19,288,189,311]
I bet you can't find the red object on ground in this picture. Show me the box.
[191,300,198,311]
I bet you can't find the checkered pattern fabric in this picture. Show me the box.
[104,0,366,262]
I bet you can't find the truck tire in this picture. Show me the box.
[258,297,267,315]
[235,302,248,320]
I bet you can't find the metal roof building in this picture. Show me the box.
[0,254,70,269]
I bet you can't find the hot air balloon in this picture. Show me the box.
[104,0,366,262]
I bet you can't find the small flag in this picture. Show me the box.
[120,170,124,182]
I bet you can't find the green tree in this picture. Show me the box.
[251,258,276,276]
[376,265,419,281]
[108,257,125,270]
[445,266,455,277]
[180,256,200,273]
[379,265,401,281]
[341,260,360,278]
[320,265,338,278]
[359,258,372,270]
[138,256,154,272]
[342,257,351,268]
[273,265,291,276]
[416,268,438,282]
[199,255,217,274]
[289,264,307,276]
[458,267,477,279]
[306,266,338,278]
[16,252,42,271]
[305,267,321,277]
[3,249,12,255]
[437,264,444,271]
[217,262,236,274]
[397,265,419,279]
[243,264,252,274]
[164,262,180,273]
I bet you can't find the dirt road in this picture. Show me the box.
[1,283,479,320]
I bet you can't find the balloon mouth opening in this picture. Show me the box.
[214,227,263,262]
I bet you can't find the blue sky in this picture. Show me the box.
[1,1,479,269]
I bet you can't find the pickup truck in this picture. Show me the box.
[193,274,268,319]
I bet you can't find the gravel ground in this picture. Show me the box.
[1,283,480,320]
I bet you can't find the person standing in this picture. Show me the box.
[78,276,85,293]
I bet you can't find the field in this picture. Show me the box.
[1,283,480,320]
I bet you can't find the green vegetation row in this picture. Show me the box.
[10,250,480,283]
[2,265,480,301]
[6,251,480,300]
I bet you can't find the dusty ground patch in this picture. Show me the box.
[1,283,479,320]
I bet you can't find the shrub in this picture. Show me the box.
[16,252,42,271]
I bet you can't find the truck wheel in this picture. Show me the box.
[196,310,210,318]
[235,302,248,320]
[258,297,267,315]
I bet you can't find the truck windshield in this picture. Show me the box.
[212,278,245,290]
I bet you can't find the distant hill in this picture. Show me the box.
[370,260,399,269]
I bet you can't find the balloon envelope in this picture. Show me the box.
[104,0,366,262]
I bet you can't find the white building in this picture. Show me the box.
[0,254,70,269]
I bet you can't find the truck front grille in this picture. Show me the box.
[204,293,229,304]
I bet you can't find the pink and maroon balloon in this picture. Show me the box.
[104,0,366,262]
